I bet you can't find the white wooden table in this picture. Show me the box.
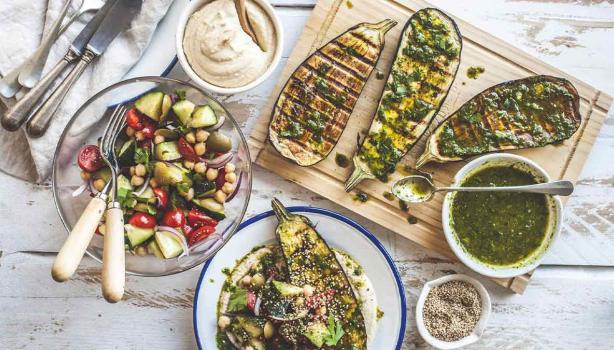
[1,1,613,349]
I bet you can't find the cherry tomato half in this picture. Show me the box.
[128,212,157,229]
[187,208,218,228]
[125,108,144,130]
[153,188,168,209]
[161,208,185,228]
[188,225,216,246]
[177,136,202,162]
[77,144,105,172]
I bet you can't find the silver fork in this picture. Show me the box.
[51,105,126,302]
[99,105,127,303]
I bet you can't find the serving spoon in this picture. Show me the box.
[391,175,574,203]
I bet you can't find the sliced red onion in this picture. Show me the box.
[253,295,262,316]
[204,152,233,169]
[226,171,242,202]
[134,173,151,197]
[72,183,88,197]
[206,115,225,131]
[156,226,189,258]
[225,331,242,349]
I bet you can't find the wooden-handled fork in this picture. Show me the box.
[52,105,127,303]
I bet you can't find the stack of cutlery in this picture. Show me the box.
[1,0,142,138]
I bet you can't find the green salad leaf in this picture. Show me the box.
[324,315,345,346]
[227,288,247,312]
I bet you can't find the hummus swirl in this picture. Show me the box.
[183,0,277,88]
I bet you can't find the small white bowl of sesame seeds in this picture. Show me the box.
[416,274,491,349]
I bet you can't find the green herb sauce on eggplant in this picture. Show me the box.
[417,75,582,167]
[345,9,462,191]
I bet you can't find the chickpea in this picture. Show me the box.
[135,131,145,141]
[135,246,148,256]
[149,178,159,188]
[154,135,165,144]
[206,167,219,181]
[185,132,196,144]
[218,315,231,330]
[241,275,252,287]
[251,273,265,288]
[295,297,305,306]
[194,162,207,174]
[317,306,327,316]
[221,182,234,195]
[194,142,206,156]
[183,160,195,170]
[135,164,147,177]
[224,163,236,173]
[303,284,315,297]
[195,129,209,142]
[224,171,237,184]
[93,179,106,192]
[129,166,136,176]
[264,321,275,339]
[125,126,135,137]
[184,188,195,201]
[98,224,106,235]
[80,171,91,181]
[131,175,144,187]
[214,190,227,203]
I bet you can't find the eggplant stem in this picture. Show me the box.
[344,156,375,192]
[368,18,397,35]
[271,197,292,222]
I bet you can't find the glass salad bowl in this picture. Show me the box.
[52,76,252,276]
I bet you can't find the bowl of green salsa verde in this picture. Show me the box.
[442,154,562,278]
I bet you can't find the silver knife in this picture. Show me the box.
[1,0,119,132]
[25,0,143,137]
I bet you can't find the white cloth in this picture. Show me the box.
[0,0,173,181]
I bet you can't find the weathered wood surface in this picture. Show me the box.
[1,0,614,349]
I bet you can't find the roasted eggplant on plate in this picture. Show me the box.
[345,8,462,191]
[269,19,398,166]
[416,75,582,168]
[216,199,378,350]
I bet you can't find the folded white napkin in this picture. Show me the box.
[0,0,173,181]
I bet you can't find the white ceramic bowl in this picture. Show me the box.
[175,0,284,94]
[416,274,491,350]
[442,153,562,278]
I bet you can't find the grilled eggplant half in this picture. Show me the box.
[345,9,462,191]
[271,198,368,349]
[416,75,582,168]
[269,19,398,166]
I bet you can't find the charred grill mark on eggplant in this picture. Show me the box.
[269,19,398,166]
[416,75,582,167]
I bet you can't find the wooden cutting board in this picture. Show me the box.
[248,0,613,293]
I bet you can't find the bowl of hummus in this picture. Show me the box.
[176,0,283,94]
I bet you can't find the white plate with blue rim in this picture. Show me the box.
[193,206,407,349]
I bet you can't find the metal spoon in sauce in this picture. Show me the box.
[392,175,574,203]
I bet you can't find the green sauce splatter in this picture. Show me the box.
[467,66,485,79]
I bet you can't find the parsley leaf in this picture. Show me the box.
[226,288,247,312]
[324,315,345,346]
[134,147,150,167]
